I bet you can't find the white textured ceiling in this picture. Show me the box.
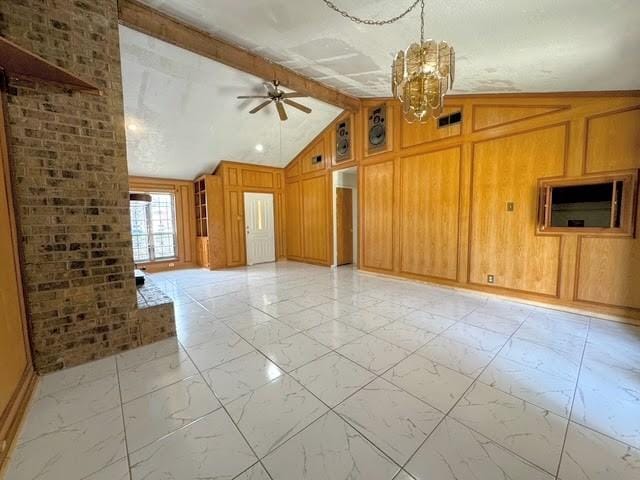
[120,26,342,180]
[139,0,640,97]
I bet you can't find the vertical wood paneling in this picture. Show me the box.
[224,190,246,266]
[285,181,302,258]
[399,147,461,280]
[469,125,567,296]
[362,161,394,270]
[301,175,329,262]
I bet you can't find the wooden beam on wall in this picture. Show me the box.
[117,0,361,112]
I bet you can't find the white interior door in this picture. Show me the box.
[244,192,276,265]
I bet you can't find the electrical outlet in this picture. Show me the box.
[487,274,495,284]
[168,262,175,268]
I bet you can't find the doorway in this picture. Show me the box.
[333,167,358,267]
[244,192,276,265]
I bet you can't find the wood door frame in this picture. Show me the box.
[0,80,37,472]
[243,191,276,266]
[335,186,354,266]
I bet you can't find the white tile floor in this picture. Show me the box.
[5,262,640,480]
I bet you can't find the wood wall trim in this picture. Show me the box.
[117,0,360,111]
[0,369,37,472]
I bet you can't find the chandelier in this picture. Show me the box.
[322,0,455,122]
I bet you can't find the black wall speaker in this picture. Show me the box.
[368,105,387,151]
[335,118,351,163]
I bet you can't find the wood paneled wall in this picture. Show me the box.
[128,176,197,272]
[284,93,640,322]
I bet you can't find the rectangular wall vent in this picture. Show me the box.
[438,111,462,128]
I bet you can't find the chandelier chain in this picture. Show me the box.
[321,0,421,26]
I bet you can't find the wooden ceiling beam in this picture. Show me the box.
[117,0,361,111]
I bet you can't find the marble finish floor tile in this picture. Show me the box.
[451,382,568,474]
[399,310,456,333]
[222,308,275,331]
[462,310,524,336]
[227,375,328,457]
[263,412,399,480]
[84,458,130,480]
[442,322,509,354]
[291,352,375,407]
[278,309,332,331]
[364,301,415,320]
[235,319,299,348]
[185,330,254,371]
[383,354,473,412]
[406,417,552,480]
[312,301,359,319]
[558,422,640,480]
[129,409,257,480]
[18,373,120,444]
[6,407,126,480]
[123,375,221,452]
[234,462,272,480]
[116,337,181,371]
[572,358,640,449]
[37,356,116,397]
[417,335,494,378]
[9,262,639,480]
[371,321,437,351]
[203,350,283,405]
[335,378,442,464]
[118,349,199,403]
[260,333,331,372]
[304,320,365,348]
[337,335,411,374]
[479,355,575,417]
[499,337,582,382]
[337,310,393,332]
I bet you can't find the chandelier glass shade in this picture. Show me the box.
[322,0,456,123]
[392,40,455,122]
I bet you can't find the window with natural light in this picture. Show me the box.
[130,192,177,263]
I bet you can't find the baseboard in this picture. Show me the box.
[359,267,640,326]
[0,366,38,474]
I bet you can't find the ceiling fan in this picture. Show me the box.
[237,80,312,121]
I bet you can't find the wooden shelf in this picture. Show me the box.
[0,36,100,94]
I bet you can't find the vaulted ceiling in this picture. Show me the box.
[120,27,342,179]
[139,0,640,96]
[122,0,639,179]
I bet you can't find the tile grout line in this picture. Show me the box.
[553,316,592,480]
[176,337,276,480]
[114,358,133,480]
[395,309,555,477]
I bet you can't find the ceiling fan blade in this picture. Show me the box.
[237,95,270,99]
[276,101,288,121]
[249,100,272,114]
[283,99,312,114]
[282,92,308,99]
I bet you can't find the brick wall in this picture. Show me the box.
[0,0,150,373]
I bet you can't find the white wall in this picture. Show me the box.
[332,168,358,267]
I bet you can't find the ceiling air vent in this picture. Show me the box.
[437,111,462,128]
